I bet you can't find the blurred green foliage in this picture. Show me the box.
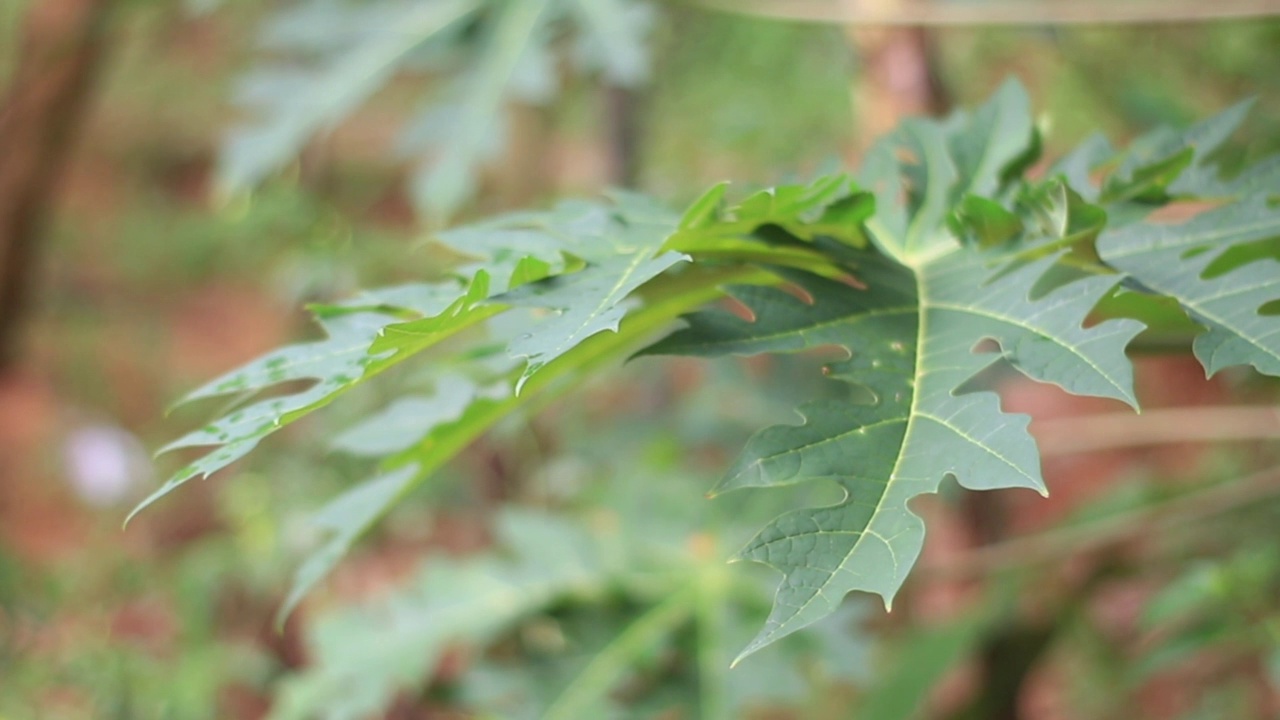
[3,2,1279,719]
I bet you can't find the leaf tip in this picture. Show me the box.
[275,593,302,633]
[122,499,151,529]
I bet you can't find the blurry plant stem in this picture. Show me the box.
[0,0,113,372]
[1037,405,1280,456]
[928,464,1280,579]
[931,405,1280,715]
[924,464,1278,720]
[605,84,643,188]
[701,0,1280,26]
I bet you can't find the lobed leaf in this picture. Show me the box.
[271,511,613,720]
[219,0,482,198]
[161,78,1280,667]
[1098,194,1280,378]
[409,0,554,221]
[645,246,1141,661]
[645,85,1149,661]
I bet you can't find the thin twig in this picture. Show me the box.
[1036,405,1280,457]
[696,0,1280,27]
[925,465,1280,578]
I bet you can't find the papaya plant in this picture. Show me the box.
[222,0,654,221]
[140,78,1280,668]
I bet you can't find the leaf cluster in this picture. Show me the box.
[148,79,1280,666]
[223,0,654,221]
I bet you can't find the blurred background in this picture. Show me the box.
[1,1,1279,718]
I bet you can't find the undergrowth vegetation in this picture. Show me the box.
[144,79,1280,716]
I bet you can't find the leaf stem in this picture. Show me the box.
[695,560,731,720]
[1036,405,1280,456]
[699,0,1280,26]
[542,585,697,720]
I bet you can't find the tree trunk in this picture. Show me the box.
[0,0,113,372]
[844,1,948,148]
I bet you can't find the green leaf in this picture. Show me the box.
[679,181,730,231]
[1050,132,1114,202]
[219,0,481,197]
[1101,147,1194,204]
[410,0,554,222]
[568,0,655,86]
[951,194,1023,248]
[1098,194,1280,377]
[504,248,688,391]
[1102,99,1254,204]
[142,194,684,523]
[469,194,689,390]
[892,119,958,260]
[271,510,615,720]
[946,77,1035,199]
[132,275,497,522]
[277,464,421,624]
[645,245,1141,661]
[640,84,1145,659]
[1163,98,1256,198]
[668,175,872,251]
[330,378,476,457]
[272,264,755,620]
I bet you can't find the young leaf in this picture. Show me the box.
[945,77,1036,199]
[131,279,491,523]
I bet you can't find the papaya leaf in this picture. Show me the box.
[644,249,1141,661]
[945,77,1036,199]
[130,277,495,523]
[271,265,755,621]
[330,378,476,457]
[271,511,615,720]
[504,248,688,391]
[410,0,554,221]
[159,77,1280,667]
[490,195,689,390]
[1098,194,1280,377]
[228,0,656,221]
[277,463,422,625]
[643,95,1144,661]
[568,0,655,86]
[219,0,482,198]
[666,174,873,250]
[1094,99,1255,205]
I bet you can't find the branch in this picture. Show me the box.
[0,0,113,371]
[1036,405,1280,457]
[696,0,1280,27]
